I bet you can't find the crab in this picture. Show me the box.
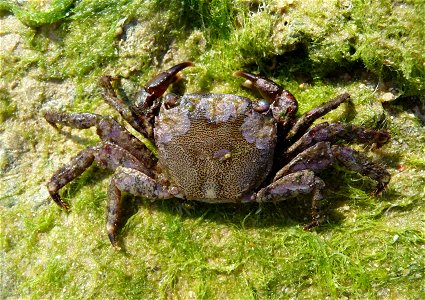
[44,62,391,248]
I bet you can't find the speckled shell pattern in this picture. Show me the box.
[154,93,277,203]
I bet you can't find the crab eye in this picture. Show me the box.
[253,99,270,113]
[164,93,180,109]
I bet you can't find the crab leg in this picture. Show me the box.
[332,144,391,195]
[286,92,351,141]
[47,146,96,209]
[274,142,334,180]
[253,170,325,229]
[44,111,155,168]
[274,141,391,195]
[100,76,148,137]
[107,167,174,247]
[285,121,390,162]
[46,142,150,209]
[100,62,194,140]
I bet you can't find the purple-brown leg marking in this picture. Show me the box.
[45,110,157,209]
[286,92,351,141]
[46,142,150,209]
[285,121,390,162]
[47,146,96,209]
[44,111,156,169]
[100,76,149,139]
[274,141,390,195]
[254,170,325,228]
[107,167,174,247]
[331,144,391,195]
[274,142,334,180]
[100,62,194,141]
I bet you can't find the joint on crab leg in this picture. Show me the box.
[107,167,175,248]
[99,76,148,137]
[94,142,152,175]
[332,145,391,195]
[255,170,325,202]
[254,170,326,229]
[46,146,96,209]
[274,141,334,181]
[274,141,390,195]
[44,111,156,168]
[47,142,152,211]
[286,121,390,161]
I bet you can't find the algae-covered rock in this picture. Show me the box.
[1,0,424,298]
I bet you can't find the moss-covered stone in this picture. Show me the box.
[0,0,424,298]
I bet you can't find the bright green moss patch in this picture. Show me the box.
[0,0,75,27]
[1,0,424,299]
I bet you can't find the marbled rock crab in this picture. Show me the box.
[45,62,391,248]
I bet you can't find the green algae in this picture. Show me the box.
[1,0,424,299]
[0,88,16,123]
[0,0,75,27]
[1,0,423,94]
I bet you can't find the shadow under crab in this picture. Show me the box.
[44,62,391,248]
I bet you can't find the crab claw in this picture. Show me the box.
[233,71,282,103]
[234,70,298,125]
[144,61,194,100]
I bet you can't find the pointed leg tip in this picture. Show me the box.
[373,182,388,197]
[50,192,70,210]
[303,220,319,230]
[108,232,122,251]
[44,111,59,128]
[111,242,122,251]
